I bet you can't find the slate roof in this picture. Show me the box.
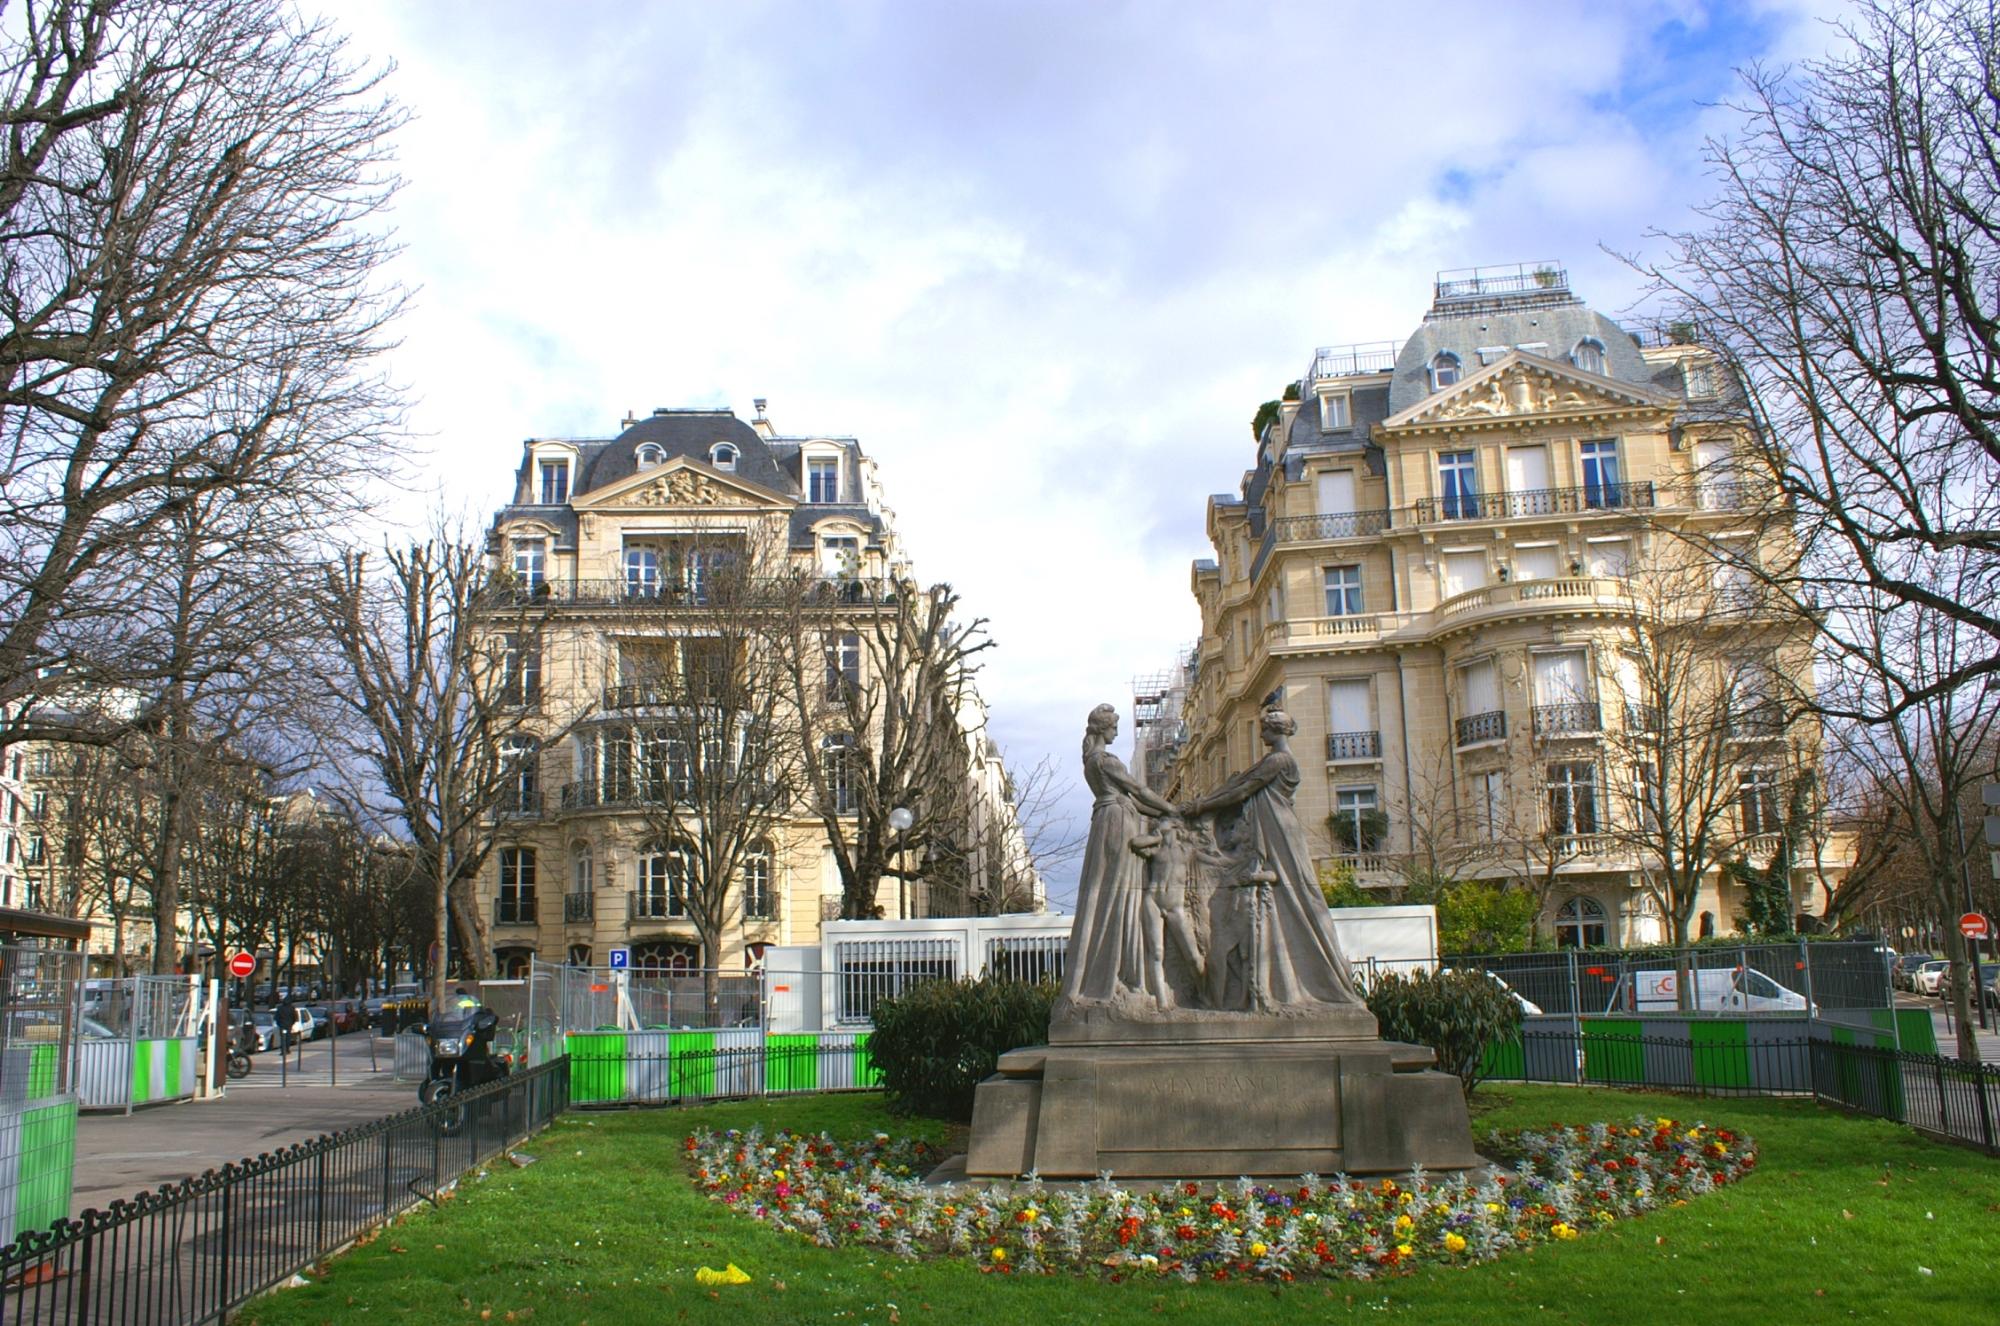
[1387,299,1651,414]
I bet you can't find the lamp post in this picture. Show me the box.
[889,806,914,919]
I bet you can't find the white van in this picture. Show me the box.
[1607,966,1809,1014]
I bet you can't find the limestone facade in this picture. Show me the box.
[1167,265,1838,946]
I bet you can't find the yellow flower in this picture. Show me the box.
[1655,1118,1674,1129]
[1551,1222,1579,1241]
[1397,1243,1415,1257]
[991,1247,1007,1263]
[1713,1143,1728,1155]
[1394,1214,1414,1231]
[1249,1241,1268,1257]
[1444,1233,1468,1253]
[1484,1202,1502,1214]
[1399,1191,1415,1205]
[773,1168,787,1180]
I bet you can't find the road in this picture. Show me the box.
[71,1033,415,1215]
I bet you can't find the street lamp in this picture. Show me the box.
[889,806,914,918]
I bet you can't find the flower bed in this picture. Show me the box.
[686,1115,1756,1284]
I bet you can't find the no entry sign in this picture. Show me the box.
[227,951,257,979]
[1960,913,1992,941]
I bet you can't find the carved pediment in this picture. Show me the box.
[1382,352,1675,432]
[574,456,789,511]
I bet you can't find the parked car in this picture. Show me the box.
[248,1010,289,1052]
[330,1000,363,1034]
[1893,954,1940,991]
[1606,966,1809,1014]
[1913,959,1953,997]
[299,1005,333,1040]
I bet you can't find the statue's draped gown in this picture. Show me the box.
[1203,748,1365,1007]
[1058,747,1169,1007]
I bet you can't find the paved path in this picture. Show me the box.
[71,1035,415,1215]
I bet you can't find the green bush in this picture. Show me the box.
[1364,969,1523,1096]
[867,976,1057,1121]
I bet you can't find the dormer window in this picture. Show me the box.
[709,442,738,471]
[537,459,569,505]
[1318,391,1350,431]
[807,456,840,503]
[1572,338,1607,375]
[1430,351,1462,390]
[636,442,666,469]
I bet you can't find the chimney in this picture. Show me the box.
[752,396,776,440]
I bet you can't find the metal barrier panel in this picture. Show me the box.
[982,933,1067,986]
[1,947,83,1100]
[0,1096,76,1248]
[831,937,962,1025]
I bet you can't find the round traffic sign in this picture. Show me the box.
[1960,913,1992,940]
[227,951,257,979]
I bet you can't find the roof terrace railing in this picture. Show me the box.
[1306,341,1401,383]
[1434,261,1568,302]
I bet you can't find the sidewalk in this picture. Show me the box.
[71,1037,414,1215]
[1932,1002,2000,1064]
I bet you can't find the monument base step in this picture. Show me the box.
[965,1038,1478,1178]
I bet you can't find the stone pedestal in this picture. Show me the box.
[965,1035,1478,1178]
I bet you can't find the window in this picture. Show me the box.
[1555,896,1608,948]
[1739,768,1781,835]
[511,539,546,592]
[623,546,661,598]
[632,940,698,975]
[1332,787,1383,853]
[686,547,734,604]
[23,834,43,866]
[808,457,840,503]
[709,442,737,470]
[1693,438,1740,509]
[821,734,856,813]
[567,944,592,967]
[29,750,51,776]
[1684,360,1717,398]
[501,736,538,813]
[743,843,774,920]
[1513,544,1560,581]
[1438,450,1479,519]
[1319,392,1351,430]
[636,848,689,919]
[820,534,860,580]
[536,460,569,504]
[636,442,666,469]
[1430,351,1462,390]
[495,948,533,979]
[1572,338,1607,374]
[745,942,771,973]
[1326,678,1372,754]
[1315,469,1356,516]
[500,634,541,706]
[1440,550,1487,598]
[1546,762,1599,835]
[1580,439,1622,507]
[572,846,594,896]
[1322,565,1363,617]
[28,791,46,819]
[826,632,861,697]
[1713,538,1759,610]
[1584,538,1631,578]
[498,847,537,924]
[1630,760,1661,832]
[1477,770,1506,841]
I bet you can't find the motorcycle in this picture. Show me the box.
[417,1007,511,1134]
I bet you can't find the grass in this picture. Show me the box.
[242,1087,1999,1325]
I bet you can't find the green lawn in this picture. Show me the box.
[242,1087,1998,1325]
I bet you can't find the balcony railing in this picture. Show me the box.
[1413,481,1654,524]
[563,892,595,922]
[1554,832,1614,858]
[495,895,537,926]
[1623,703,1661,734]
[1728,704,1786,740]
[1435,261,1568,302]
[1306,341,1401,383]
[1271,509,1393,543]
[1456,710,1506,746]
[1326,730,1382,761]
[495,789,540,817]
[630,892,687,922]
[478,576,900,609]
[1532,702,1602,738]
[559,780,682,811]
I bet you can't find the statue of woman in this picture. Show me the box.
[1054,704,1180,1015]
[1181,709,1367,1008]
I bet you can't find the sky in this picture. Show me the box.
[330,0,1845,909]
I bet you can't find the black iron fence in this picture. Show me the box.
[0,1059,568,1325]
[1485,1031,1999,1155]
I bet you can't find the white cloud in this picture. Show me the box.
[327,0,1828,905]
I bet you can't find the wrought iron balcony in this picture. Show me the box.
[1435,261,1568,302]
[1326,730,1382,761]
[494,788,541,818]
[1727,703,1786,740]
[1455,710,1506,746]
[1271,509,1393,543]
[1413,481,1655,525]
[477,575,901,610]
[563,892,595,923]
[629,892,687,921]
[1623,703,1661,734]
[495,896,537,926]
[1532,702,1602,738]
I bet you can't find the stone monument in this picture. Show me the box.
[964,704,1478,1177]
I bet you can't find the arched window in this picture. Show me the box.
[709,442,738,470]
[566,943,592,967]
[1430,351,1462,390]
[635,845,689,919]
[571,844,593,895]
[636,442,666,469]
[744,941,771,973]
[1555,895,1608,948]
[1699,910,1717,939]
[742,842,774,920]
[494,946,534,979]
[632,940,698,975]
[1572,338,1606,375]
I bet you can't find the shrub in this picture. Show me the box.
[867,976,1057,1121]
[1364,969,1523,1096]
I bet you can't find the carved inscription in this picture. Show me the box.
[1095,1057,1341,1151]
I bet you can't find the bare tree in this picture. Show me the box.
[0,0,406,743]
[1638,0,2000,710]
[777,577,995,920]
[610,533,805,1009]
[1820,575,2000,1060]
[926,752,1070,917]
[317,532,566,1010]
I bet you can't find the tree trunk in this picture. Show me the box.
[1942,929,1980,1063]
